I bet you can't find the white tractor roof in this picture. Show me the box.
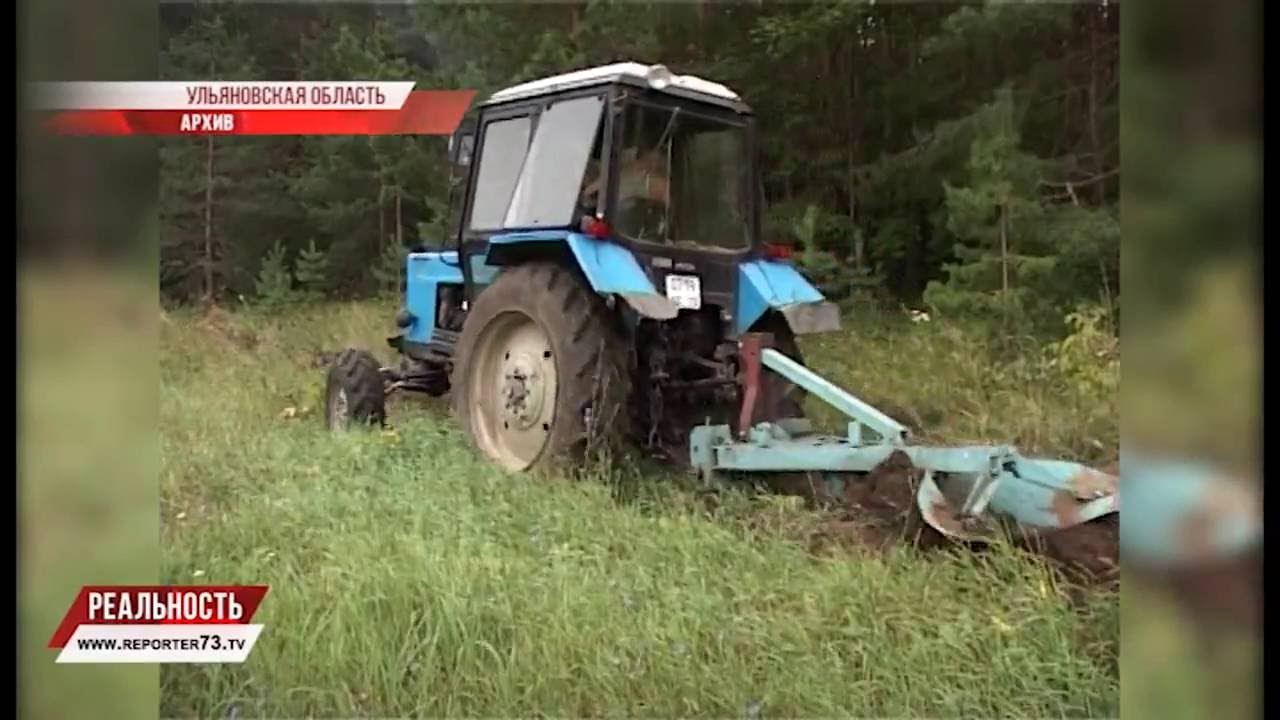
[483,61,743,106]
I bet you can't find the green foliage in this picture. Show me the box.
[253,241,298,310]
[294,240,331,301]
[159,10,266,302]
[796,248,842,298]
[286,13,437,293]
[802,308,1118,465]
[930,90,1046,318]
[923,87,1115,336]
[1046,305,1119,399]
[158,3,1118,343]
[370,242,406,297]
[415,193,453,250]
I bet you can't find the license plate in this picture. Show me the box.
[664,274,702,310]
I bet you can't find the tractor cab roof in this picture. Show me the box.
[480,61,751,114]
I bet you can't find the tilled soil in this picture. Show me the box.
[1015,515,1120,589]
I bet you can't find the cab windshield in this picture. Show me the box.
[611,102,750,251]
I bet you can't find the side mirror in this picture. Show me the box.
[449,132,474,168]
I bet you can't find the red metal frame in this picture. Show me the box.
[736,332,773,437]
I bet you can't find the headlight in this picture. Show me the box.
[646,64,673,90]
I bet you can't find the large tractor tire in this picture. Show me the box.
[451,262,630,471]
[325,348,387,431]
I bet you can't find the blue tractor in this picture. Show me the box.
[326,63,835,468]
[323,62,1139,562]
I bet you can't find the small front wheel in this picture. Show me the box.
[325,348,387,431]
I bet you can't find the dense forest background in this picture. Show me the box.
[159,1,1118,338]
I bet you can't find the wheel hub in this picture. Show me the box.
[469,312,559,470]
[329,387,349,429]
[501,356,545,429]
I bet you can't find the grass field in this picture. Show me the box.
[159,299,1120,717]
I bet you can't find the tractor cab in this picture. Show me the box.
[428,62,837,335]
[450,62,755,254]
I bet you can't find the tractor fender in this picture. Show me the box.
[486,230,678,320]
[736,259,841,336]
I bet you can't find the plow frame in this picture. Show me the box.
[691,333,1120,540]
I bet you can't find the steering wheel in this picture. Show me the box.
[618,197,668,239]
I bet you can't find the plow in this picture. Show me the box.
[323,62,1257,584]
[691,334,1117,547]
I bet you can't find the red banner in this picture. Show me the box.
[42,90,475,136]
[48,585,270,648]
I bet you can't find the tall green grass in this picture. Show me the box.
[160,301,1118,717]
[801,304,1118,467]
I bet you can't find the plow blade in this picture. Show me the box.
[916,453,1117,541]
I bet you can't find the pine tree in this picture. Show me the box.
[289,14,433,296]
[370,241,407,298]
[924,89,1057,330]
[159,9,265,305]
[254,241,297,310]
[294,240,331,301]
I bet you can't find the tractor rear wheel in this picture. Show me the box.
[451,262,630,471]
[325,348,386,431]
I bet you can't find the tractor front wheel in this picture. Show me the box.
[325,348,387,431]
[451,262,629,471]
